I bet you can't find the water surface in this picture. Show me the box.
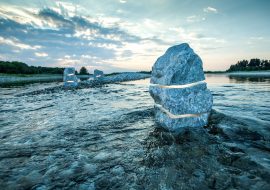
[0,74,269,189]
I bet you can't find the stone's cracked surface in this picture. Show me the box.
[155,107,210,133]
[151,80,206,89]
[150,43,205,85]
[150,43,213,133]
[155,104,208,119]
[63,67,78,87]
[149,83,213,115]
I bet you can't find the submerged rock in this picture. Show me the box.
[150,43,213,133]
[63,67,78,87]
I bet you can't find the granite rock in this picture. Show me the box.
[150,43,213,133]
[63,67,78,87]
[149,83,213,115]
[154,106,210,133]
[150,43,205,85]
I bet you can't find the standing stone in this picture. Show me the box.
[93,69,104,80]
[63,67,78,87]
[149,43,213,133]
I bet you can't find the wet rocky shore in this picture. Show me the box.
[0,108,269,189]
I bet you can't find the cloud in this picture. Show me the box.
[186,15,206,23]
[119,0,127,3]
[168,27,227,53]
[247,36,264,45]
[203,7,218,13]
[38,8,74,29]
[0,36,41,50]
[0,4,226,72]
[0,7,161,72]
[0,6,154,71]
[121,50,133,57]
[35,52,48,57]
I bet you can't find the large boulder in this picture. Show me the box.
[63,67,78,87]
[151,43,205,85]
[149,43,213,133]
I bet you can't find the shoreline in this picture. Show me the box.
[15,72,151,96]
[226,71,270,77]
[0,74,90,86]
[1,71,270,87]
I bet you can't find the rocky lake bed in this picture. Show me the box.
[0,73,270,189]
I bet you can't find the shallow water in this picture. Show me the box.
[0,74,270,189]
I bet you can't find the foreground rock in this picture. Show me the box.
[150,43,213,133]
[150,43,205,85]
[63,67,78,87]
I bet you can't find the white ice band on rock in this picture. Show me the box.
[150,80,205,89]
[155,104,208,119]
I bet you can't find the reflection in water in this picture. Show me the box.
[124,74,270,85]
[0,74,270,189]
[229,76,270,83]
[205,74,231,84]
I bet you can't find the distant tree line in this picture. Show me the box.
[0,61,90,75]
[0,61,64,74]
[79,67,89,75]
[139,71,151,74]
[227,58,270,72]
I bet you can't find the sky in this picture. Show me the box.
[0,0,269,73]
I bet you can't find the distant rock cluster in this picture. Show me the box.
[150,43,213,133]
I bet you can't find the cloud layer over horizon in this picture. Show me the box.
[0,0,269,73]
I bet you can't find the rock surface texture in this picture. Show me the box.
[94,69,104,80]
[150,43,213,133]
[63,67,78,87]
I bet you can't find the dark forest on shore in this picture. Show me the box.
[0,61,90,75]
[0,61,64,74]
[227,58,270,72]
